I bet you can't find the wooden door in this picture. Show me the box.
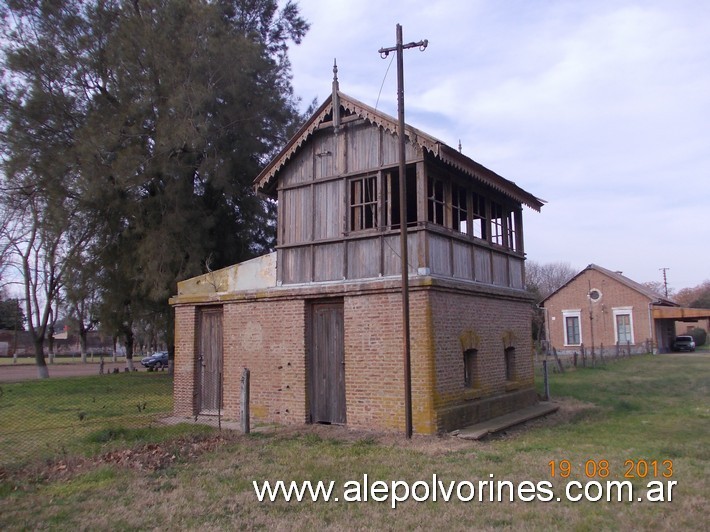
[310,302,346,424]
[198,307,223,414]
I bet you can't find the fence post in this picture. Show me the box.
[241,368,250,434]
[543,360,550,401]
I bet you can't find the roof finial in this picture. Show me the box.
[332,58,341,134]
[458,139,462,153]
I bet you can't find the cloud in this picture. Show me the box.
[288,0,710,287]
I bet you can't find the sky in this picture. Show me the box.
[286,0,709,292]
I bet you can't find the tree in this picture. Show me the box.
[526,261,578,302]
[0,297,26,330]
[675,281,710,308]
[2,0,309,373]
[526,260,578,349]
[1,0,96,377]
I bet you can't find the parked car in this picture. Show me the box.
[140,351,169,369]
[672,335,696,352]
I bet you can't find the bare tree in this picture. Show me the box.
[4,190,91,378]
[526,260,578,302]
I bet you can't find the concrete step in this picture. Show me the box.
[455,402,559,440]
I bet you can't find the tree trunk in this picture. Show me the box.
[124,328,135,371]
[80,326,88,363]
[34,338,49,379]
[47,325,55,364]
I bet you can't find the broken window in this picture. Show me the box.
[472,192,487,240]
[350,175,377,231]
[490,201,504,245]
[427,176,445,226]
[385,166,417,229]
[451,183,468,234]
[506,209,518,251]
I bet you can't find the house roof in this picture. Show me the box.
[541,263,678,306]
[253,90,545,212]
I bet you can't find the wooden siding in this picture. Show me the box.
[314,243,344,281]
[313,180,343,240]
[509,258,524,289]
[428,234,452,276]
[492,252,509,287]
[282,247,312,284]
[347,238,381,279]
[452,240,474,279]
[475,248,492,284]
[275,119,529,292]
[283,186,312,244]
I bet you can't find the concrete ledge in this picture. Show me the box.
[455,402,559,440]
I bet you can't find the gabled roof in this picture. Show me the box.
[253,90,545,211]
[541,263,678,306]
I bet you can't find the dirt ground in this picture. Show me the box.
[0,361,149,382]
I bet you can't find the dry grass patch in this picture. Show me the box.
[1,353,708,530]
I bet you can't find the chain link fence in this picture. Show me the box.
[0,356,174,471]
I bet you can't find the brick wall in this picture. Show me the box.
[427,288,536,431]
[173,305,197,416]
[173,280,537,434]
[544,270,653,355]
[223,299,308,425]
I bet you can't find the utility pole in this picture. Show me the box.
[660,268,670,298]
[378,24,427,439]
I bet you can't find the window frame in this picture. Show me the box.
[349,174,378,232]
[612,307,634,344]
[562,309,582,346]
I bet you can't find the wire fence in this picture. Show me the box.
[0,358,174,471]
[534,339,657,374]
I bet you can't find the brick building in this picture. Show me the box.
[170,74,545,434]
[541,264,702,355]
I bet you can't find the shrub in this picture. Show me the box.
[689,327,707,347]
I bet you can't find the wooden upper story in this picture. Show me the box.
[254,79,544,291]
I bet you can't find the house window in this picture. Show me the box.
[350,175,377,231]
[562,310,582,346]
[490,201,504,245]
[504,347,515,381]
[427,176,445,225]
[463,348,478,388]
[472,193,487,239]
[613,308,634,344]
[451,183,468,234]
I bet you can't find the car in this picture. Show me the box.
[140,351,169,369]
[672,335,696,352]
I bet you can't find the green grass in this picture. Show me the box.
[0,372,178,468]
[1,353,708,530]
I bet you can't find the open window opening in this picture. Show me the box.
[463,348,478,388]
[504,346,516,382]
[451,182,468,234]
[385,165,417,229]
[350,174,377,231]
[427,176,445,225]
[490,201,504,246]
[472,192,487,239]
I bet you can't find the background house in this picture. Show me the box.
[542,264,709,355]
[170,75,545,434]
